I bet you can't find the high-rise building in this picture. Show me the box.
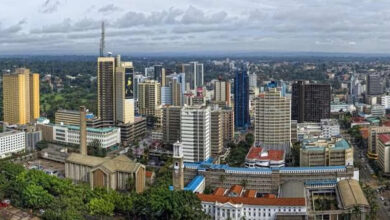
[214,79,231,107]
[162,106,181,144]
[211,109,223,157]
[292,81,331,123]
[177,62,204,90]
[97,57,115,123]
[138,80,161,117]
[153,65,166,86]
[367,74,383,96]
[220,108,235,145]
[115,60,135,124]
[161,87,172,105]
[181,105,211,162]
[133,74,148,100]
[254,88,291,150]
[166,73,186,106]
[3,68,40,125]
[234,70,250,130]
[249,73,257,88]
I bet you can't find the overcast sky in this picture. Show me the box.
[1,0,390,55]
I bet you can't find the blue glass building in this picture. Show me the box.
[234,70,250,130]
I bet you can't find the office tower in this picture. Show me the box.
[291,81,331,123]
[254,88,291,150]
[249,73,257,88]
[367,74,383,96]
[166,73,186,106]
[115,61,135,124]
[234,70,250,130]
[211,108,223,157]
[220,108,235,145]
[133,74,147,100]
[3,68,40,125]
[138,80,161,117]
[181,105,211,162]
[97,57,115,123]
[177,62,204,90]
[144,67,154,78]
[214,79,231,107]
[153,65,166,86]
[161,87,172,105]
[162,106,181,144]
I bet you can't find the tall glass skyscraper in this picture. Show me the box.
[234,70,250,130]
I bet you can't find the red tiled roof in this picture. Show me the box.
[378,134,390,145]
[263,193,277,199]
[246,147,284,161]
[229,185,243,196]
[383,121,390,127]
[197,194,305,206]
[244,190,257,198]
[213,187,225,196]
[145,171,154,178]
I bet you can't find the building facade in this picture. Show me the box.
[377,134,390,173]
[234,70,250,130]
[211,109,224,157]
[367,74,383,96]
[3,68,40,125]
[162,106,182,144]
[97,57,116,123]
[181,105,211,162]
[214,80,231,107]
[138,80,161,117]
[254,88,291,150]
[292,81,331,122]
[0,131,25,158]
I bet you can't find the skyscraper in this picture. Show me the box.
[3,68,40,125]
[214,79,231,107]
[138,80,161,117]
[97,57,115,123]
[211,107,224,157]
[162,106,181,144]
[177,62,204,90]
[153,65,166,86]
[166,73,186,106]
[367,74,383,96]
[234,70,250,130]
[254,88,291,150]
[115,60,135,124]
[181,105,211,162]
[292,81,331,123]
[249,73,257,88]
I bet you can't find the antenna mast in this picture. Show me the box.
[100,21,105,57]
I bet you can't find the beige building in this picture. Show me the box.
[377,133,390,173]
[162,106,181,144]
[367,126,390,159]
[254,88,291,150]
[3,68,40,125]
[211,109,223,157]
[220,108,235,145]
[97,57,115,123]
[115,61,135,124]
[138,80,161,117]
[213,80,231,107]
[300,138,353,167]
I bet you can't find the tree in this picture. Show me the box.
[22,184,54,209]
[87,139,107,157]
[245,133,254,146]
[88,198,115,218]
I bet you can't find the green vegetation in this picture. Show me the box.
[87,139,107,158]
[0,161,208,220]
[361,183,378,219]
[225,133,253,167]
[291,142,301,166]
[313,198,338,211]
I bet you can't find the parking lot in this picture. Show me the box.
[23,159,65,178]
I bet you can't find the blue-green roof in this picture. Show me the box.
[335,139,350,150]
[66,125,117,133]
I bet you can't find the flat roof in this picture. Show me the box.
[279,181,305,198]
[198,194,305,206]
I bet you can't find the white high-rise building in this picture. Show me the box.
[249,73,257,88]
[161,86,172,105]
[181,105,211,162]
[254,88,291,151]
[382,96,390,109]
[0,131,25,158]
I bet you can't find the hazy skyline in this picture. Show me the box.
[2,0,390,55]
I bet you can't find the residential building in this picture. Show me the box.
[53,124,120,149]
[254,88,291,150]
[213,79,231,107]
[245,146,285,168]
[162,106,181,144]
[211,109,223,157]
[299,138,353,167]
[138,80,161,117]
[0,130,25,158]
[367,74,383,96]
[3,68,40,125]
[181,105,211,162]
[234,70,250,130]
[292,81,331,122]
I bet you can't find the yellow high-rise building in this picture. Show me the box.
[3,68,40,125]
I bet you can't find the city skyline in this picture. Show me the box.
[2,0,390,55]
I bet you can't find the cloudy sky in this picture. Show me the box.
[1,0,390,55]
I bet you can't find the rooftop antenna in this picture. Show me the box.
[99,21,105,57]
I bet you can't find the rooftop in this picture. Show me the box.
[246,146,284,161]
[337,179,369,209]
[197,194,305,206]
[378,133,390,145]
[0,130,24,137]
[213,187,226,196]
[58,125,118,133]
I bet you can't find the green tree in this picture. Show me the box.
[22,184,54,209]
[245,133,254,146]
[88,198,115,218]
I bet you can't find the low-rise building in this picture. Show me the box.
[300,138,353,167]
[0,130,25,158]
[245,146,285,168]
[296,119,340,141]
[53,125,120,149]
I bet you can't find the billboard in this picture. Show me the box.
[125,72,133,99]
